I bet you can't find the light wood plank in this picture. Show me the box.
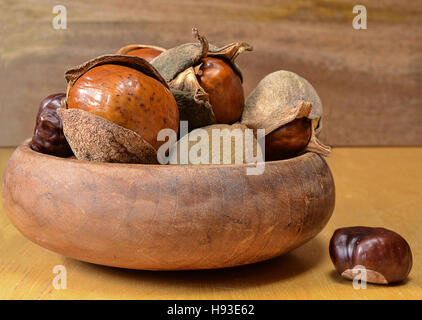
[0,147,421,299]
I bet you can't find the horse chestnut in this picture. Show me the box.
[196,57,244,124]
[30,93,73,157]
[265,117,312,161]
[242,71,331,160]
[125,48,163,61]
[67,63,179,150]
[330,226,413,284]
[116,44,165,62]
[153,30,251,131]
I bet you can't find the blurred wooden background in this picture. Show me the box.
[1,0,421,147]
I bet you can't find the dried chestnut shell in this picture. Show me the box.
[127,48,163,61]
[265,117,312,161]
[196,57,244,124]
[241,71,331,159]
[116,44,165,62]
[329,226,413,284]
[61,54,179,164]
[30,93,73,157]
[242,70,324,135]
[169,123,262,165]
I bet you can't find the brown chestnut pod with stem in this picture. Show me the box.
[58,54,179,164]
[241,70,330,160]
[116,44,166,62]
[151,28,252,132]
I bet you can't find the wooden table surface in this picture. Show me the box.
[0,147,421,299]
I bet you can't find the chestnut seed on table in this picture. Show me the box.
[329,226,413,284]
[30,93,73,158]
[196,57,244,124]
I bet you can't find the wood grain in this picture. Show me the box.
[2,141,334,270]
[0,146,421,299]
[1,0,421,147]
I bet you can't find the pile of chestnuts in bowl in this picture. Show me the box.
[1,29,412,278]
[31,29,330,164]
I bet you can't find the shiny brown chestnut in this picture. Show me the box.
[329,226,413,284]
[30,93,73,157]
[196,57,244,124]
[67,64,179,151]
[124,48,163,62]
[116,44,165,62]
[265,117,312,161]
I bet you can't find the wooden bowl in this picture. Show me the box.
[2,140,335,270]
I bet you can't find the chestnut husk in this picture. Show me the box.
[241,70,330,157]
[152,28,252,133]
[57,108,157,164]
[60,54,169,164]
[150,28,209,83]
[207,41,252,83]
[171,88,215,131]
